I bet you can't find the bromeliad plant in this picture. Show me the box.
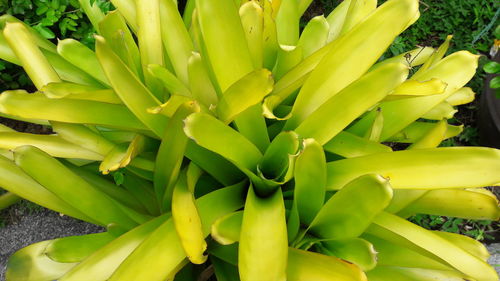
[0,0,499,280]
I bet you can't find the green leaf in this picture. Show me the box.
[399,189,500,220]
[0,90,148,132]
[348,51,479,140]
[211,211,243,245]
[309,174,393,240]
[259,131,299,181]
[275,0,299,45]
[372,212,498,281]
[14,146,140,229]
[386,121,463,143]
[6,240,77,281]
[45,232,115,263]
[295,63,408,144]
[287,248,367,281]
[108,0,138,31]
[324,131,392,158]
[321,238,377,271]
[297,15,329,58]
[98,11,143,80]
[195,0,253,91]
[107,182,246,280]
[211,256,240,281]
[95,36,168,137]
[136,0,164,97]
[362,233,452,271]
[187,52,218,107]
[240,1,264,69]
[60,215,167,280]
[490,76,500,89]
[285,0,419,129]
[0,131,103,160]
[239,186,287,281]
[184,112,262,175]
[77,0,105,33]
[154,102,200,208]
[326,147,500,191]
[484,61,500,74]
[217,69,274,124]
[0,155,94,223]
[159,0,194,85]
[293,138,326,225]
[148,64,192,98]
[57,38,109,86]
[3,22,60,89]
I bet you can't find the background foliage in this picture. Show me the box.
[0,0,112,90]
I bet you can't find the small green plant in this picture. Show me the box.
[484,25,500,97]
[0,0,499,281]
[410,214,496,241]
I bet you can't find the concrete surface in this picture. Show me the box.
[0,207,103,280]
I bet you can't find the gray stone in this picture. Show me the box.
[0,207,103,280]
[487,243,500,277]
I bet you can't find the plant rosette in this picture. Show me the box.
[0,0,499,281]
